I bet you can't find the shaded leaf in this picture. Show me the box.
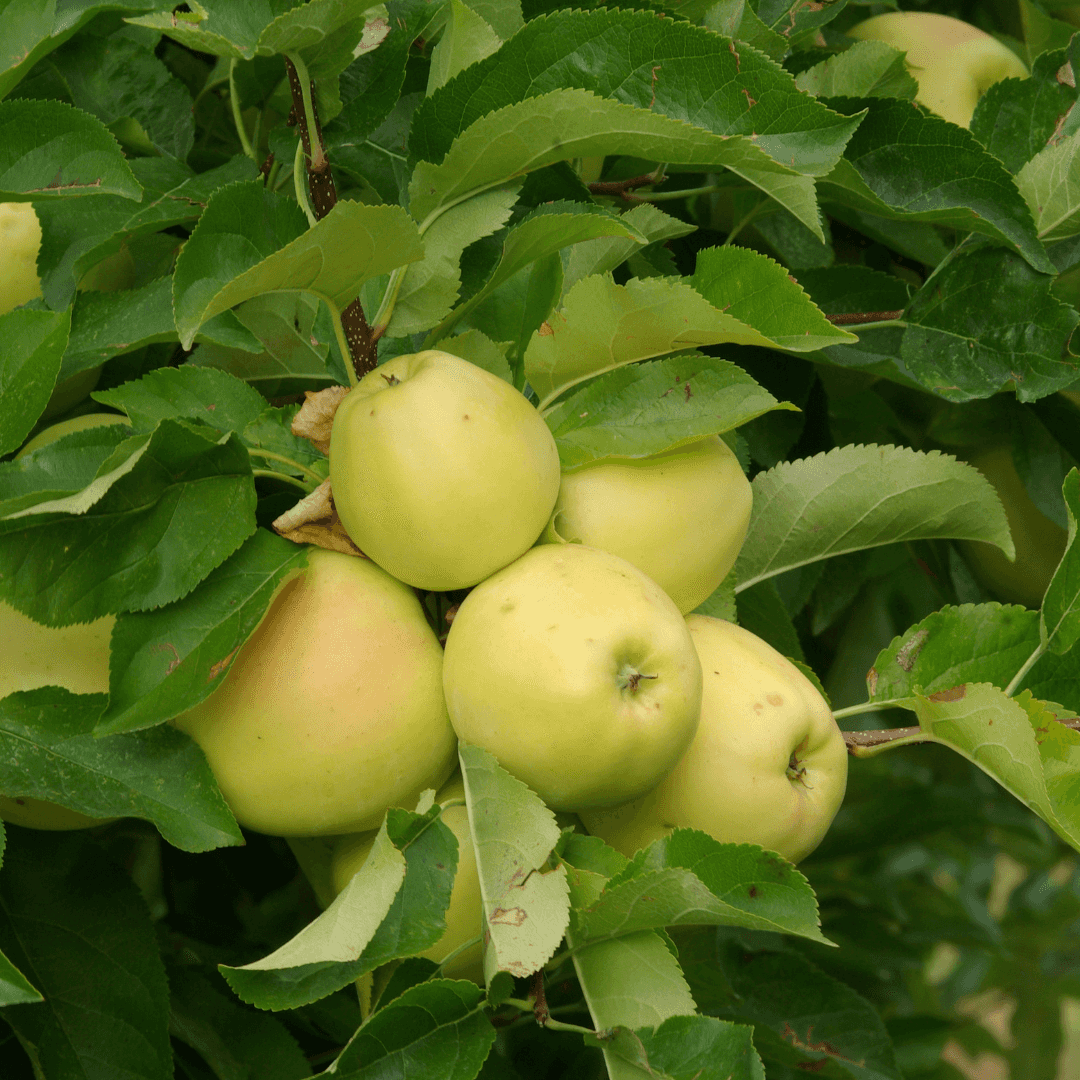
[0,308,69,457]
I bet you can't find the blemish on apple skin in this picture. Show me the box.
[767,694,784,707]
[463,414,469,420]
[753,702,764,713]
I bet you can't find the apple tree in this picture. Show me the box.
[1,1,1080,1077]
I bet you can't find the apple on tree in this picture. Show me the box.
[174,547,457,836]
[329,350,561,590]
[581,617,849,864]
[541,435,752,615]
[848,12,1028,128]
[442,543,703,812]
[331,772,484,984]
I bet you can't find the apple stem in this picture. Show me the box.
[617,666,658,693]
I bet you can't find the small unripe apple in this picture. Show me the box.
[0,600,116,831]
[329,350,561,590]
[174,548,457,836]
[848,13,1028,127]
[581,617,848,864]
[330,773,484,983]
[541,436,751,614]
[959,445,1068,609]
[443,544,703,812]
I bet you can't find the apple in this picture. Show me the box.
[959,445,1068,609]
[848,12,1028,128]
[329,350,561,591]
[173,548,457,836]
[0,202,43,315]
[442,543,703,812]
[581,616,848,864]
[330,772,484,983]
[541,436,751,614]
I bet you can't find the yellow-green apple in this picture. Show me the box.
[848,12,1028,127]
[959,445,1068,609]
[541,436,751,614]
[442,544,703,811]
[329,350,560,590]
[0,601,116,830]
[330,772,484,983]
[581,617,848,864]
[0,202,43,315]
[174,548,457,836]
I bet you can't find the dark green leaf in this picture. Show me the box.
[0,308,69,457]
[1042,469,1080,655]
[0,688,242,852]
[99,530,307,735]
[0,97,141,201]
[0,419,257,626]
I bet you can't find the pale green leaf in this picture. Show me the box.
[734,445,1016,592]
[438,329,512,382]
[1043,469,1080,655]
[427,0,501,93]
[1016,130,1080,242]
[795,40,918,102]
[0,308,69,457]
[459,743,570,983]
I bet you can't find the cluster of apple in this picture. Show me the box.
[168,350,850,978]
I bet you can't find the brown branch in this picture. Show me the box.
[826,310,904,326]
[283,55,379,377]
[587,172,659,200]
[530,970,550,1027]
[258,150,275,183]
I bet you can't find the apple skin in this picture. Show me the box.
[848,13,1028,128]
[442,543,703,812]
[329,350,561,591]
[959,445,1068,609]
[581,616,848,864]
[541,436,751,614]
[0,202,44,315]
[0,600,117,831]
[173,548,457,836]
[330,773,484,984]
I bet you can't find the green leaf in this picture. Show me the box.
[35,155,257,309]
[409,87,824,241]
[0,949,41,1008]
[1016,130,1080,242]
[330,980,496,1079]
[187,291,347,397]
[867,604,1042,704]
[970,39,1080,175]
[0,97,141,201]
[819,97,1054,274]
[891,684,1080,852]
[64,278,261,381]
[437,201,651,342]
[0,688,243,852]
[126,0,294,60]
[561,202,696,296]
[410,9,861,181]
[0,419,257,626]
[544,353,792,470]
[735,579,805,663]
[0,1,161,100]
[899,243,1079,403]
[50,31,195,160]
[0,308,69,457]
[428,0,501,93]
[794,40,918,102]
[174,180,423,348]
[221,804,458,1010]
[594,1015,765,1080]
[459,743,570,983]
[385,182,521,338]
[0,830,172,1079]
[98,530,307,735]
[437,329,513,382]
[525,271,852,412]
[1043,469,1080,656]
[682,939,902,1080]
[167,965,311,1080]
[734,445,1016,593]
[702,1,786,61]
[608,829,828,945]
